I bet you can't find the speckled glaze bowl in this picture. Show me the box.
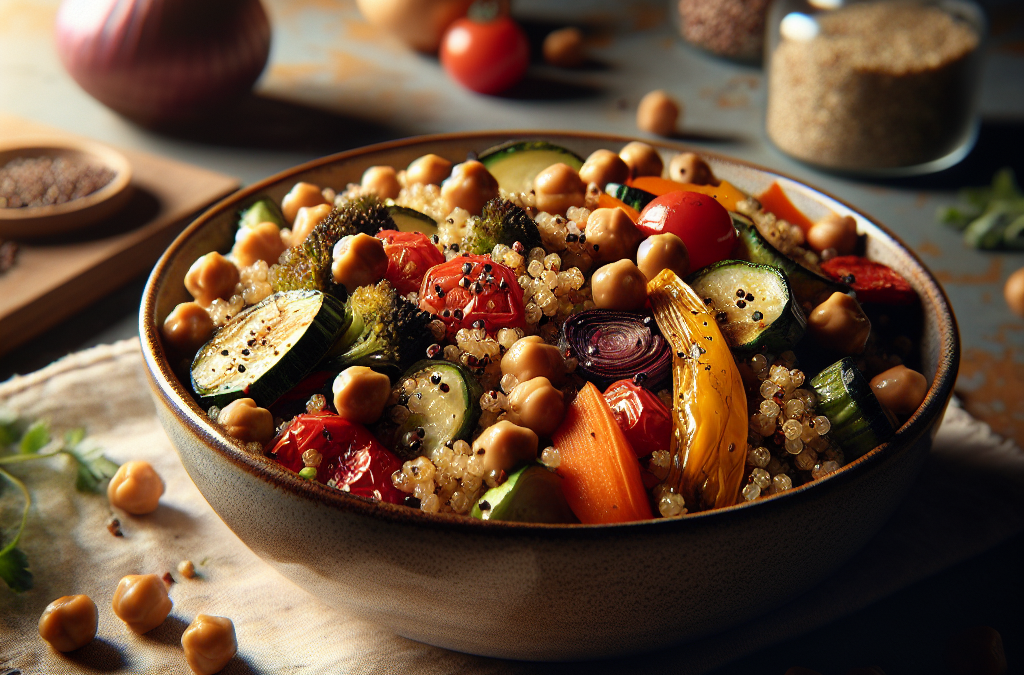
[140,132,959,661]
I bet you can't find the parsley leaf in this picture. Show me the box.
[19,420,50,454]
[64,433,119,494]
[0,546,32,593]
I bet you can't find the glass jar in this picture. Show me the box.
[764,0,986,175]
[672,0,773,62]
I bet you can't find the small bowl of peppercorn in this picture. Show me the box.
[0,138,133,239]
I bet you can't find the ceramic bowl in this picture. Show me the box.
[0,138,133,239]
[139,132,959,661]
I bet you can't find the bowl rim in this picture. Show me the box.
[0,138,133,237]
[140,129,960,537]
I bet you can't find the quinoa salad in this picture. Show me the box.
[159,139,927,524]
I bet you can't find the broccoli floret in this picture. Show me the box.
[463,198,542,255]
[326,279,434,377]
[269,194,395,297]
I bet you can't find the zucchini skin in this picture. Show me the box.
[191,291,349,410]
[810,358,896,460]
[478,140,585,194]
[687,259,806,355]
[731,212,846,309]
[605,183,657,212]
[238,197,285,229]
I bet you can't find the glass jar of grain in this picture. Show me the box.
[765,0,986,175]
[673,0,773,62]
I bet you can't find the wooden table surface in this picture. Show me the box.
[1,0,1021,673]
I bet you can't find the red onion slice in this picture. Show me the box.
[560,309,672,391]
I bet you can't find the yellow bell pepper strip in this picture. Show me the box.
[552,381,653,524]
[647,269,747,511]
[628,176,748,213]
[758,182,817,233]
[596,192,641,222]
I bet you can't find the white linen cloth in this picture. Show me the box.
[1,340,1021,674]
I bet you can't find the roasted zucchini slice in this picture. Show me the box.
[731,212,846,309]
[391,360,482,461]
[687,260,806,355]
[809,357,898,460]
[471,463,578,523]
[191,290,349,409]
[237,197,285,229]
[604,183,657,212]
[478,140,584,194]
[386,204,439,237]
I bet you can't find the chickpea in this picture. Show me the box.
[181,614,238,675]
[543,27,585,68]
[1004,266,1024,318]
[472,420,539,474]
[290,203,333,247]
[333,366,392,424]
[591,260,648,312]
[441,159,499,215]
[217,398,275,445]
[232,221,286,267]
[807,213,858,255]
[112,573,173,634]
[619,141,663,178]
[281,182,327,225]
[578,149,630,189]
[870,365,928,417]
[807,292,871,354]
[108,460,165,515]
[178,559,197,579]
[185,252,239,306]
[162,302,214,355]
[501,336,567,386]
[533,163,587,216]
[636,89,681,137]
[583,206,643,264]
[506,377,566,437]
[38,594,97,652]
[636,232,689,281]
[361,165,401,200]
[668,152,718,186]
[331,232,389,292]
[407,154,452,186]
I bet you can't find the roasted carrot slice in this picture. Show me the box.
[648,269,747,511]
[597,192,640,222]
[757,182,816,233]
[552,382,653,524]
[628,176,747,213]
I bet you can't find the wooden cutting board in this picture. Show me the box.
[0,113,240,357]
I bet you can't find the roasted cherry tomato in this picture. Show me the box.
[637,191,736,272]
[603,379,673,459]
[419,254,525,337]
[439,12,529,95]
[269,412,405,504]
[820,256,916,305]
[375,230,446,295]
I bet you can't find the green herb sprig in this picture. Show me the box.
[0,408,119,592]
[937,168,1024,250]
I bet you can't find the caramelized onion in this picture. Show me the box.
[560,309,671,391]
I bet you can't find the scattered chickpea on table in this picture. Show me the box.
[38,594,98,652]
[111,573,174,634]
[107,460,165,515]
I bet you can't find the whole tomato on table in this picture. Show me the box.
[375,230,446,295]
[419,254,525,337]
[637,191,736,272]
[268,412,405,504]
[439,4,529,95]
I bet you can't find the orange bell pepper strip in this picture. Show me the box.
[628,176,748,213]
[552,382,653,524]
[596,192,640,222]
[757,182,817,233]
[647,269,747,511]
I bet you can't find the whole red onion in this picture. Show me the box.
[55,0,271,125]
